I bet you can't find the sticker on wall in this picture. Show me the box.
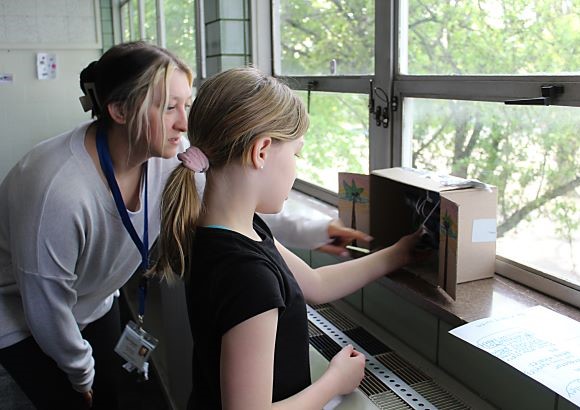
[0,74,14,84]
[37,53,57,80]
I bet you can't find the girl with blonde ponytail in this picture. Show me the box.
[153,67,423,409]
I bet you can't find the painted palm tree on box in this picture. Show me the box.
[338,173,370,249]
[440,209,457,292]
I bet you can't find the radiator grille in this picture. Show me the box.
[317,306,359,331]
[309,334,341,361]
[369,391,412,410]
[344,327,391,356]
[413,381,470,410]
[308,304,471,410]
[360,370,391,396]
[307,321,324,337]
[375,353,431,385]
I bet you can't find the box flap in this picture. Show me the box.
[372,167,488,193]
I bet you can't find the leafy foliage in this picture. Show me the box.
[280,0,579,279]
[295,92,369,189]
[164,0,196,73]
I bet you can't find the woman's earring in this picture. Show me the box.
[260,165,264,169]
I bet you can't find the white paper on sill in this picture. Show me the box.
[449,305,580,406]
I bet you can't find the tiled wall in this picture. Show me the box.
[204,0,251,76]
[99,0,114,51]
[295,249,578,410]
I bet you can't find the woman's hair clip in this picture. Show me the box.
[79,82,100,114]
[79,95,92,112]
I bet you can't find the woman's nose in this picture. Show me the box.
[175,107,188,131]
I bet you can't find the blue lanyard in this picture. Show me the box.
[96,127,149,322]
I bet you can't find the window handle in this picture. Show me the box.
[505,85,564,106]
[307,81,318,113]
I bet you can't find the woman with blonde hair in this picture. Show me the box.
[154,67,422,409]
[0,41,193,409]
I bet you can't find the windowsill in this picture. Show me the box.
[288,189,580,326]
[376,271,580,326]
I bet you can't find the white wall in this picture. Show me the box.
[0,0,102,179]
[0,49,100,178]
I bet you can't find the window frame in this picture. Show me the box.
[272,75,373,204]
[115,0,580,308]
[264,0,580,308]
[117,0,204,87]
[391,0,580,307]
[268,0,388,204]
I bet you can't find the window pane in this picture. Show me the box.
[144,0,157,44]
[403,98,580,286]
[131,0,139,40]
[276,0,374,76]
[400,0,580,75]
[297,92,369,192]
[121,3,131,42]
[164,0,196,74]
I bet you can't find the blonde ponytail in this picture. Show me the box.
[154,165,202,281]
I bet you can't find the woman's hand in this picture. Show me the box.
[327,344,366,395]
[81,389,93,408]
[316,219,373,256]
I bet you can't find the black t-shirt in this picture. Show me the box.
[187,215,310,409]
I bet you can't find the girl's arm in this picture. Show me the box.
[220,309,365,410]
[220,310,278,410]
[275,230,422,305]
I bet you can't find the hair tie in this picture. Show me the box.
[177,146,209,173]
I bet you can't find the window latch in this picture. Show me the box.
[504,85,564,106]
[369,80,392,128]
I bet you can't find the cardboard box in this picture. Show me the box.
[370,167,497,299]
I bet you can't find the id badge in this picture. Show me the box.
[114,321,158,372]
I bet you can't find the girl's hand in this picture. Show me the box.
[327,344,366,395]
[394,227,430,267]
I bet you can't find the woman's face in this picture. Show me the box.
[148,69,192,159]
[256,136,304,214]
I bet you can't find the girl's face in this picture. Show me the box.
[257,136,304,214]
[148,69,192,159]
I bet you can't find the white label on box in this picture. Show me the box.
[472,218,496,242]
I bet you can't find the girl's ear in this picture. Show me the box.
[250,136,272,170]
[107,103,126,124]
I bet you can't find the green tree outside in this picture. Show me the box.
[279,0,579,282]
